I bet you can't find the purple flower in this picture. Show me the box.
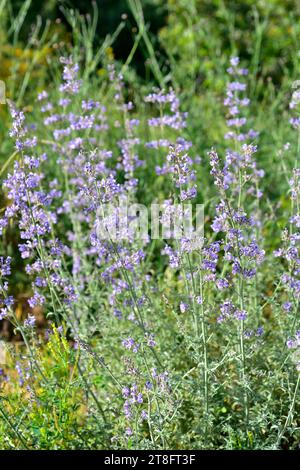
[122,337,140,353]
[0,308,8,320]
[0,257,11,277]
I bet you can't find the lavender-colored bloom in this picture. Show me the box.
[122,337,140,353]
[24,314,36,328]
[59,57,82,95]
[145,381,153,390]
[28,291,45,308]
[256,326,264,336]
[125,428,133,436]
[235,309,247,321]
[179,302,189,313]
[216,278,229,290]
[283,302,293,312]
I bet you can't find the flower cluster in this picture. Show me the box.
[1,52,300,450]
